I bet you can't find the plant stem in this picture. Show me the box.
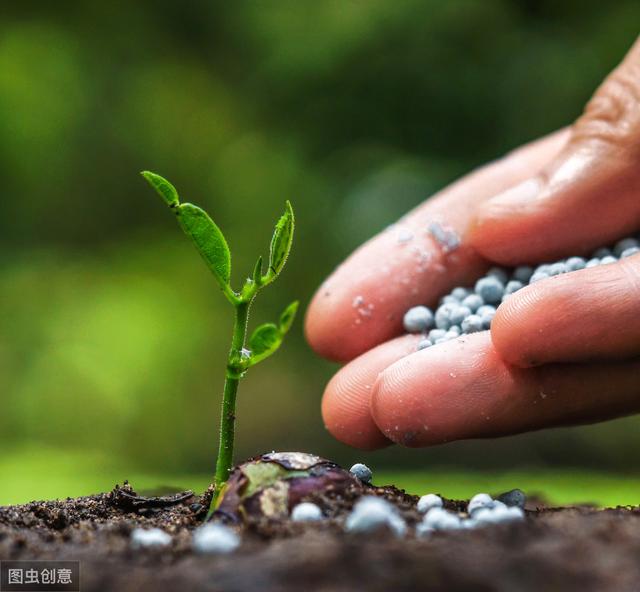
[211,300,249,509]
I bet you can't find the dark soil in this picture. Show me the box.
[2,481,640,592]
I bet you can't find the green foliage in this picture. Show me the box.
[265,200,294,284]
[279,301,299,334]
[241,462,290,497]
[248,300,298,366]
[175,204,232,294]
[6,2,639,488]
[142,171,297,504]
[141,171,179,207]
[252,255,264,287]
[142,172,233,300]
[249,323,280,357]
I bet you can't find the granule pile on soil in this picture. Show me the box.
[2,481,640,592]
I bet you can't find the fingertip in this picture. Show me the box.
[320,335,420,450]
[370,355,434,447]
[304,232,412,363]
[490,284,550,368]
[305,280,388,363]
[321,369,391,450]
[304,288,348,362]
[491,258,640,366]
[371,333,508,447]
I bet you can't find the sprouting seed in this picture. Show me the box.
[142,172,298,517]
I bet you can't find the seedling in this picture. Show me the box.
[141,171,298,513]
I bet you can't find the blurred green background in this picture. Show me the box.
[2,0,639,506]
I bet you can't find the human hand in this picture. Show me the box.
[305,37,640,450]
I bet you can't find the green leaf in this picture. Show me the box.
[241,462,290,498]
[279,300,299,334]
[141,171,179,207]
[266,201,294,281]
[249,323,281,358]
[252,255,263,286]
[247,301,298,367]
[176,203,231,288]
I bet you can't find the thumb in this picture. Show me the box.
[469,36,640,265]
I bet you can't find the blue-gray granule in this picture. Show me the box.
[408,234,640,350]
[614,238,639,257]
[451,287,471,300]
[349,463,373,483]
[622,246,640,258]
[461,314,483,333]
[403,305,434,333]
[497,488,527,509]
[512,266,534,283]
[504,280,524,295]
[449,305,472,326]
[462,294,483,312]
[474,276,504,304]
[565,257,586,271]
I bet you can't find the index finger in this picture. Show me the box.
[306,129,570,362]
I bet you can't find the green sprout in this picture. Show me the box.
[141,171,298,514]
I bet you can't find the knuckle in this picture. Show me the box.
[574,60,640,154]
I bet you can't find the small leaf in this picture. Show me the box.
[266,201,294,280]
[249,323,281,358]
[141,171,179,207]
[279,300,299,334]
[252,255,263,286]
[176,203,231,287]
[241,462,290,498]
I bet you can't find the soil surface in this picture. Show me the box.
[2,480,640,592]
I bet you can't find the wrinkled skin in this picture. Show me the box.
[306,37,640,451]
